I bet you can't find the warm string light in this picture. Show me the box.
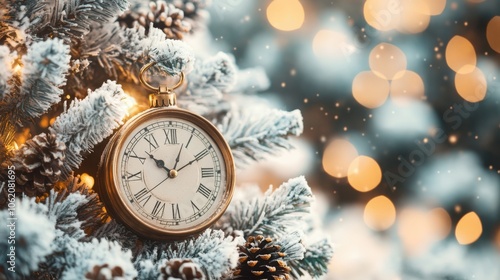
[363,0,444,33]
[80,173,95,189]
[347,156,382,192]
[397,207,451,255]
[353,43,424,108]
[445,36,487,102]
[486,16,500,53]
[364,195,396,231]
[266,0,305,31]
[322,138,358,178]
[455,212,483,245]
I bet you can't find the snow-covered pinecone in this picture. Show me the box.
[117,1,191,39]
[0,132,65,205]
[234,235,291,280]
[160,259,206,280]
[171,0,210,18]
[85,264,124,280]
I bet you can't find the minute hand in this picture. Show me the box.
[176,158,197,172]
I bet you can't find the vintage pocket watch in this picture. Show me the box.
[97,62,235,240]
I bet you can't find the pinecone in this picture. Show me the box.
[117,1,192,39]
[85,264,124,280]
[234,235,291,280]
[0,132,65,204]
[171,0,209,18]
[160,259,206,280]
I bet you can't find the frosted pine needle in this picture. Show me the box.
[50,80,132,177]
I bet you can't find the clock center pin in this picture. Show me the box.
[169,169,178,178]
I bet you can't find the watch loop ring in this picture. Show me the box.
[139,61,185,92]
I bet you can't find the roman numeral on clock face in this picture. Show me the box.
[172,203,181,220]
[151,201,166,218]
[195,149,209,161]
[126,171,142,181]
[163,129,178,144]
[129,150,146,164]
[144,134,159,151]
[191,200,200,214]
[134,188,151,207]
[201,168,214,178]
[197,183,211,198]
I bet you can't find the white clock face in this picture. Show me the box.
[115,116,227,231]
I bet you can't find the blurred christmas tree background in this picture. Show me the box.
[206,0,500,279]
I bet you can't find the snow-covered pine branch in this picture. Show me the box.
[164,229,240,279]
[141,27,195,75]
[180,52,237,114]
[188,52,237,92]
[219,106,304,167]
[1,39,70,125]
[0,45,15,99]
[218,176,314,237]
[287,238,334,278]
[49,237,137,280]
[0,198,55,278]
[50,80,132,177]
[135,229,240,279]
[0,0,28,50]
[26,0,129,39]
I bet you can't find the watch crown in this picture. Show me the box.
[149,92,177,108]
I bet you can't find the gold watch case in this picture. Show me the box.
[96,106,235,240]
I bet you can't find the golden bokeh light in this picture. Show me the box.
[398,207,451,255]
[422,0,446,15]
[390,70,425,103]
[495,228,500,251]
[455,212,482,245]
[454,67,487,102]
[80,173,95,189]
[322,138,359,178]
[363,0,400,31]
[486,16,500,53]
[397,0,431,34]
[352,71,390,108]
[348,156,382,192]
[429,207,452,239]
[398,208,430,255]
[369,43,407,80]
[266,0,305,31]
[445,36,477,74]
[364,195,396,231]
[39,115,50,129]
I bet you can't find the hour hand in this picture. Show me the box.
[145,151,171,173]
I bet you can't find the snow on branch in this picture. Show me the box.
[26,0,129,39]
[179,52,237,114]
[0,0,28,50]
[0,45,15,99]
[2,39,70,125]
[142,27,195,75]
[48,237,137,280]
[287,238,334,279]
[218,176,314,237]
[188,52,237,92]
[162,229,240,279]
[219,106,304,167]
[50,80,132,177]
[0,198,55,277]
